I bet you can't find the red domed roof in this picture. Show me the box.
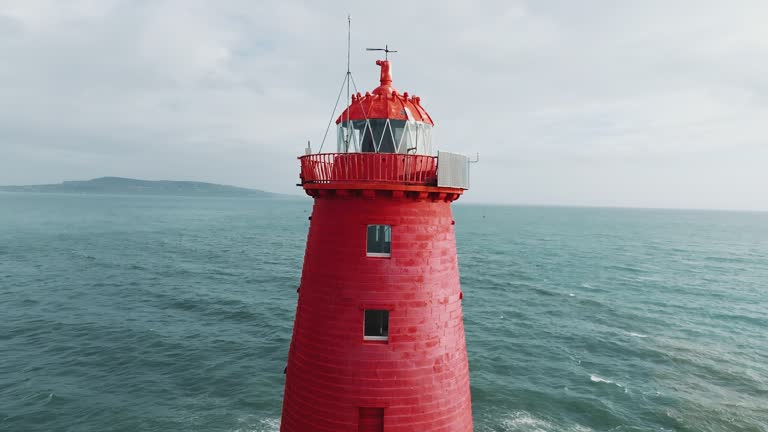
[335,60,434,125]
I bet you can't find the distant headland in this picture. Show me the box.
[0,177,288,198]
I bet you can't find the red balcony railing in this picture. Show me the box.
[299,153,437,186]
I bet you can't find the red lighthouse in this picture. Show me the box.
[281,57,473,432]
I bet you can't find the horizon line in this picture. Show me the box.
[1,176,766,214]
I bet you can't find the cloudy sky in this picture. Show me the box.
[1,1,767,210]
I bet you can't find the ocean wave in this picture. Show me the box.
[531,287,558,297]
[233,412,597,432]
[231,416,279,432]
[70,250,97,260]
[496,411,592,432]
[501,411,553,432]
[626,332,649,338]
[590,375,612,384]
[590,375,627,392]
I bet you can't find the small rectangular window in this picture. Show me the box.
[358,407,384,432]
[364,310,389,341]
[367,225,391,257]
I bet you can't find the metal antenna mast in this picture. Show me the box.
[317,15,356,154]
[344,14,352,151]
[366,44,398,60]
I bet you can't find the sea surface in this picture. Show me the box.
[1,192,767,432]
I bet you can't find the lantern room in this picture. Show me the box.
[336,60,435,155]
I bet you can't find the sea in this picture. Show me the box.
[1,192,767,432]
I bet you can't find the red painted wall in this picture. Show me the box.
[280,194,473,432]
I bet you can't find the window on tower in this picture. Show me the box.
[358,407,384,431]
[366,225,391,257]
[364,310,389,341]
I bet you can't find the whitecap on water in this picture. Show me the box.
[590,375,628,393]
[499,411,554,432]
[231,417,279,432]
[626,332,648,338]
[496,411,592,432]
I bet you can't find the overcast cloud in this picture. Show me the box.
[1,0,767,210]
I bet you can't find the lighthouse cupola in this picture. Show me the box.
[336,60,435,155]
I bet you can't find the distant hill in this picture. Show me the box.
[0,177,287,198]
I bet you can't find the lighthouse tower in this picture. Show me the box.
[281,58,473,432]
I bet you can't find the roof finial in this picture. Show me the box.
[376,59,392,87]
[367,45,398,93]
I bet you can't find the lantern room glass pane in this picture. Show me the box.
[361,120,394,153]
[338,121,369,152]
[339,120,413,153]
[392,122,433,155]
[421,124,433,155]
[390,120,406,153]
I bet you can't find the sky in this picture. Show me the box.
[0,0,767,210]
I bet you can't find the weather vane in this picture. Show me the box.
[366,44,398,60]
